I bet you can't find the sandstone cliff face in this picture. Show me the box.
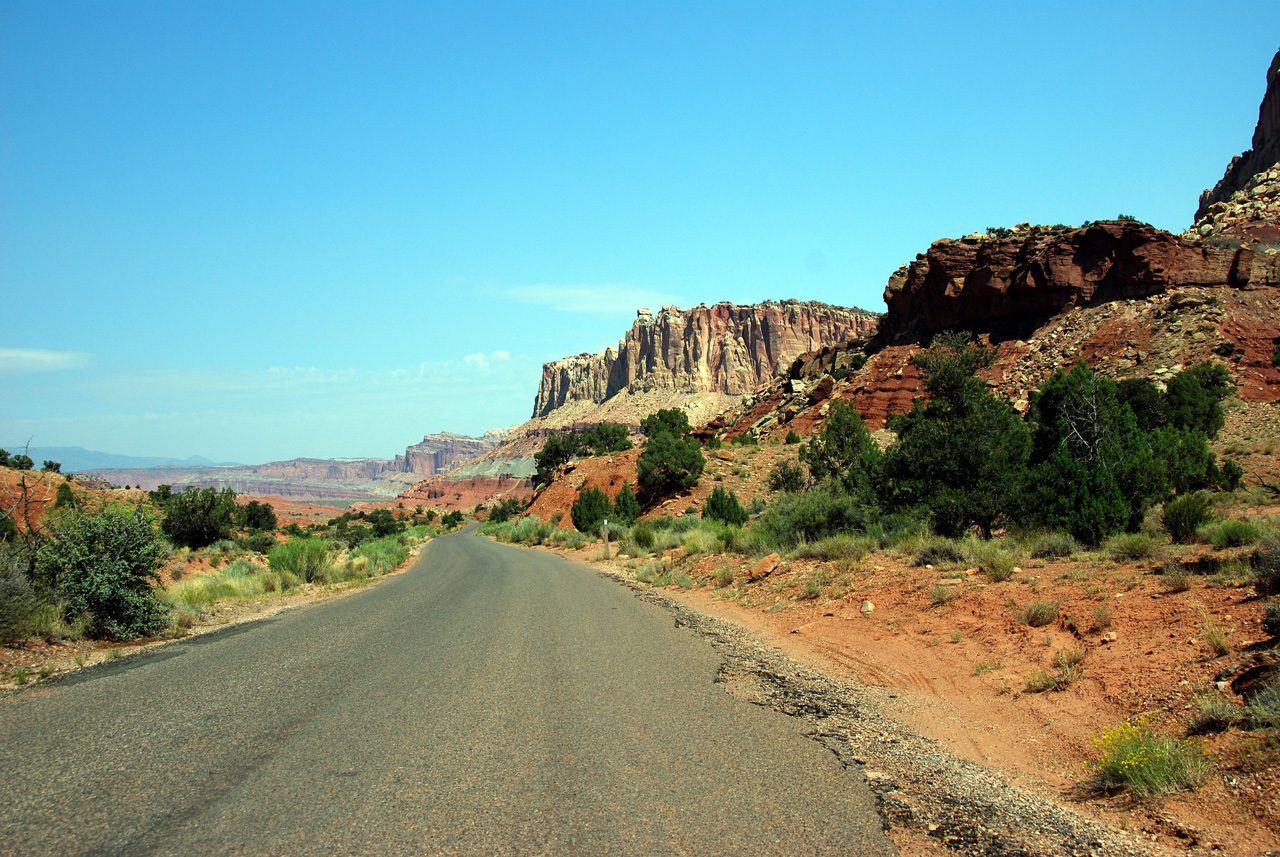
[879,221,1280,341]
[388,431,501,477]
[532,300,879,419]
[1197,48,1280,221]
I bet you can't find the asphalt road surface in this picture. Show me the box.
[0,528,895,856]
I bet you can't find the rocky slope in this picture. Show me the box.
[532,301,878,418]
[1196,47,1280,222]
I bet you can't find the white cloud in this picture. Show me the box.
[0,348,90,373]
[463,353,490,370]
[493,350,511,361]
[502,283,685,317]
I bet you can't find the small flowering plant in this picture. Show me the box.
[1084,717,1210,799]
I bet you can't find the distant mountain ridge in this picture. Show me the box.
[4,446,235,473]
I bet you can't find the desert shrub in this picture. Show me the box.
[612,482,641,526]
[267,537,333,583]
[1162,493,1212,544]
[1106,532,1160,561]
[637,431,705,497]
[157,486,238,550]
[238,500,277,532]
[714,564,735,587]
[1016,600,1058,627]
[488,496,527,525]
[800,399,881,499]
[731,433,757,446]
[1208,518,1260,549]
[571,485,612,535]
[632,520,656,551]
[703,486,748,526]
[351,536,410,575]
[1220,459,1245,491]
[0,546,40,644]
[1159,563,1192,593]
[1264,602,1280,637]
[1187,693,1243,735]
[236,531,277,554]
[767,460,807,493]
[785,430,801,445]
[791,533,872,562]
[222,558,260,578]
[1252,531,1280,595]
[752,483,871,549]
[1166,362,1232,438]
[54,482,78,510]
[681,526,718,557]
[1246,676,1280,729]
[1085,720,1209,798]
[964,537,1017,582]
[913,538,965,567]
[35,505,169,639]
[1028,531,1078,559]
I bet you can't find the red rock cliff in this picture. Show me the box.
[532,300,879,418]
[879,221,1280,341]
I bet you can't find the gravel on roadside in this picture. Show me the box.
[598,568,1170,857]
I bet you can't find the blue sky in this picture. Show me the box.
[1,2,1275,463]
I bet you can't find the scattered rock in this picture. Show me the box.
[750,553,782,580]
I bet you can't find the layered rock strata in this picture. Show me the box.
[879,220,1280,341]
[532,300,879,418]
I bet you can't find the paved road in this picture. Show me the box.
[0,528,894,856]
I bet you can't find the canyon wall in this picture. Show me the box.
[532,300,879,419]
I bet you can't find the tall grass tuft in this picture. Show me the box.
[350,537,409,575]
[267,537,334,583]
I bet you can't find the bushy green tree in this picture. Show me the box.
[768,460,807,493]
[571,485,612,534]
[703,486,748,526]
[1027,362,1168,539]
[364,508,402,538]
[35,505,169,639]
[158,486,238,549]
[1116,377,1168,433]
[488,496,527,524]
[41,460,61,473]
[237,499,277,532]
[880,333,1030,537]
[1166,362,1231,437]
[612,482,641,526]
[533,435,579,489]
[9,454,33,471]
[55,482,79,510]
[637,430,705,496]
[799,399,880,500]
[581,423,633,455]
[640,408,692,440]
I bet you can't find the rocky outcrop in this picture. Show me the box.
[252,458,388,482]
[532,300,879,419]
[388,431,504,477]
[1196,48,1280,221]
[879,220,1280,341]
